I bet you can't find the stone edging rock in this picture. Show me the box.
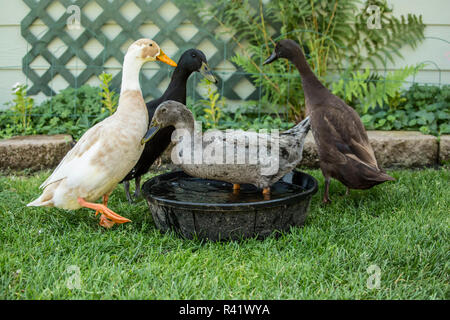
[439,135,450,164]
[0,134,73,171]
[160,131,447,169]
[301,131,443,169]
[0,132,448,172]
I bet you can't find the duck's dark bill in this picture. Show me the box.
[199,62,217,83]
[141,126,160,145]
[263,51,278,65]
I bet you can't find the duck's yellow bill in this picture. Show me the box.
[157,49,177,67]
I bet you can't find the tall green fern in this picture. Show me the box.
[98,72,118,115]
[180,0,426,121]
[332,64,424,112]
[351,0,426,69]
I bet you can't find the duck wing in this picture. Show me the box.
[315,98,378,170]
[39,122,104,189]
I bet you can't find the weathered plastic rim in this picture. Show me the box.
[142,170,318,211]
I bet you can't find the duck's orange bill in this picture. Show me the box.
[157,49,177,67]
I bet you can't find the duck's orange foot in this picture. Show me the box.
[77,197,131,228]
[322,196,332,204]
[262,187,271,200]
[99,214,115,229]
[94,204,131,225]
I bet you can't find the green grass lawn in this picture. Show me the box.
[0,168,448,299]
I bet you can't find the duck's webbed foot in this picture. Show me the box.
[262,187,271,200]
[99,215,115,228]
[323,196,332,204]
[340,187,350,197]
[133,176,141,199]
[78,196,131,228]
[322,177,332,204]
[233,184,240,195]
[123,181,134,204]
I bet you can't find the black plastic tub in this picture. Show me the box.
[142,170,318,241]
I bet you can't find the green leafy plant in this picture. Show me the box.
[196,79,225,129]
[33,85,108,139]
[0,85,107,140]
[331,65,423,112]
[98,72,119,115]
[187,81,449,137]
[7,83,34,134]
[352,0,426,70]
[361,84,450,136]
[187,94,294,132]
[218,111,294,132]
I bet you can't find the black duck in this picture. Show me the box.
[122,49,216,203]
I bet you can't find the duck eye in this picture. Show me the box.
[161,107,167,113]
[149,43,153,47]
[192,54,196,58]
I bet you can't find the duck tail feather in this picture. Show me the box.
[362,168,395,183]
[27,197,43,207]
[27,195,53,207]
[284,116,311,135]
[378,172,395,182]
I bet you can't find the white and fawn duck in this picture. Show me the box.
[264,39,394,203]
[121,49,217,203]
[27,39,177,228]
[142,100,310,197]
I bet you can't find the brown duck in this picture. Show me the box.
[264,39,394,203]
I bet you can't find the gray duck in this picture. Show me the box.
[264,39,395,203]
[142,100,311,196]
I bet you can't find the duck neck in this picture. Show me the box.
[162,66,192,102]
[290,45,327,100]
[120,55,144,94]
[115,55,147,119]
[174,115,195,133]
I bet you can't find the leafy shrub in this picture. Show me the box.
[33,85,108,139]
[0,83,35,136]
[188,96,294,132]
[0,110,21,138]
[189,82,449,136]
[0,71,122,140]
[0,85,107,140]
[361,84,450,135]
[218,111,294,132]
